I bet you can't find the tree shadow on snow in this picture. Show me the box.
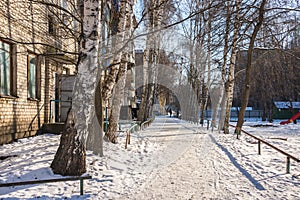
[0,195,92,200]
[209,134,265,191]
[0,167,93,198]
[0,167,53,195]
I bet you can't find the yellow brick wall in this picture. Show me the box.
[0,0,76,144]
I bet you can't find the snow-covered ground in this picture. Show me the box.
[0,116,299,199]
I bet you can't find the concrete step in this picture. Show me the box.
[42,123,65,134]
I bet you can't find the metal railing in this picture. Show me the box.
[140,117,155,130]
[125,117,155,149]
[229,124,300,174]
[125,123,140,149]
[0,175,92,195]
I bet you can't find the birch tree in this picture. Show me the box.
[218,1,231,131]
[51,0,101,175]
[223,0,240,134]
[199,0,213,125]
[137,0,165,122]
[179,0,205,122]
[106,58,128,143]
[102,0,131,143]
[106,0,135,143]
[0,0,104,174]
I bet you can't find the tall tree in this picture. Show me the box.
[223,0,240,134]
[51,0,101,175]
[137,0,165,122]
[199,0,213,125]
[102,0,132,143]
[106,58,128,143]
[235,0,267,135]
[218,0,231,131]
[1,0,101,174]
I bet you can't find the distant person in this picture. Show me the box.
[169,108,172,117]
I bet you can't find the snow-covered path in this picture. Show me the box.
[122,116,300,199]
[126,117,259,200]
[0,116,299,199]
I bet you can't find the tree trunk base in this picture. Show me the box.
[51,111,86,176]
[104,131,117,144]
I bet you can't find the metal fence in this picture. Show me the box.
[204,110,264,119]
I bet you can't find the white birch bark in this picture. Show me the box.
[218,89,227,130]
[199,1,212,124]
[223,0,240,134]
[102,0,129,102]
[218,1,234,132]
[138,0,162,122]
[72,0,101,142]
[137,48,150,122]
[51,0,101,175]
[106,61,128,143]
[105,0,134,143]
[210,84,222,128]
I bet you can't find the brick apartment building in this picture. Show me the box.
[0,0,77,144]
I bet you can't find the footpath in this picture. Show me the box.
[117,116,297,200]
[122,116,241,200]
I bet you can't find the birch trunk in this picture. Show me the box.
[138,60,155,122]
[86,70,103,156]
[102,0,129,102]
[51,0,101,175]
[145,60,157,119]
[223,0,240,134]
[106,61,128,143]
[137,0,162,122]
[137,48,150,122]
[200,5,212,125]
[218,1,231,131]
[210,85,222,129]
[101,0,130,142]
[218,91,227,130]
[104,1,134,142]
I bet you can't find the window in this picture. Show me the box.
[61,0,70,25]
[0,40,16,96]
[61,0,67,9]
[28,54,41,100]
[48,15,56,35]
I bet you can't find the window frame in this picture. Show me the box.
[27,53,41,100]
[0,39,17,98]
[48,14,55,35]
